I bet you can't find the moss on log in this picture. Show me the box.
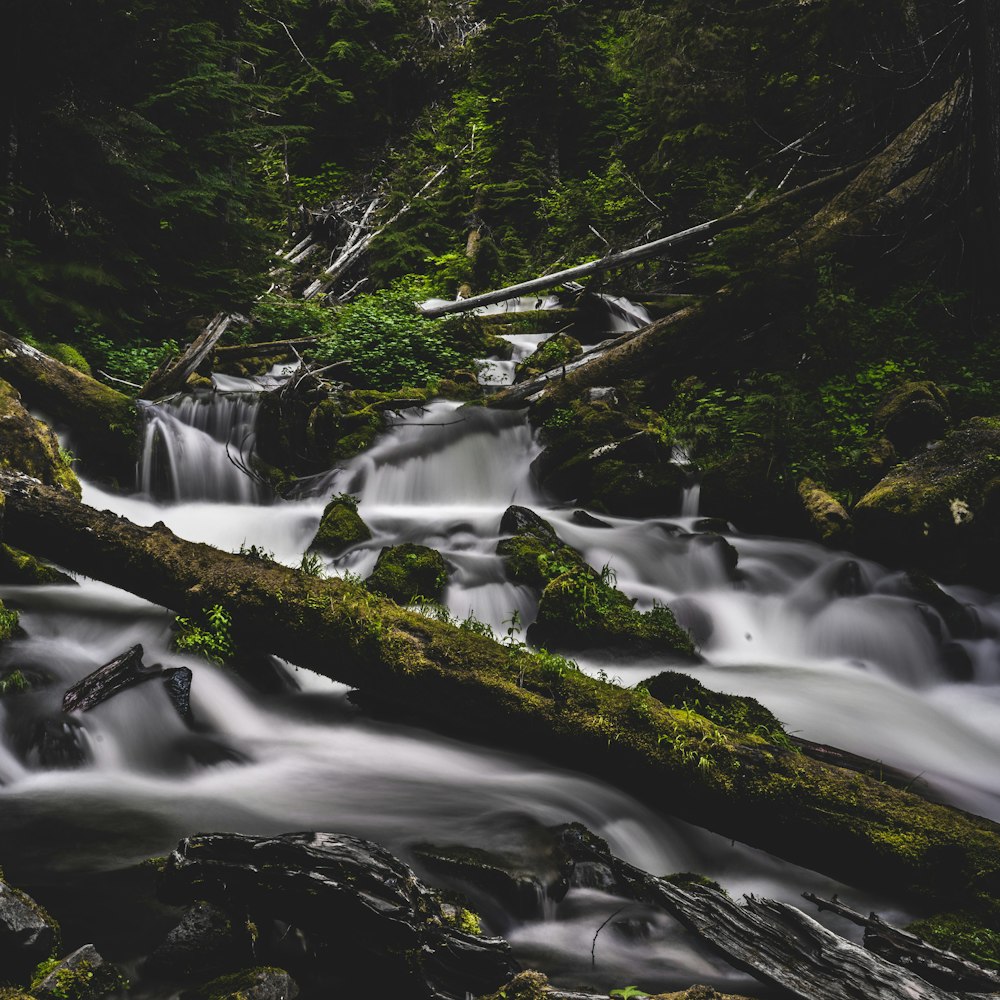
[0,332,136,484]
[3,473,1000,915]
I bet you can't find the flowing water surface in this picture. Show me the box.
[3,307,1000,994]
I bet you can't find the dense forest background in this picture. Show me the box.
[2,0,998,501]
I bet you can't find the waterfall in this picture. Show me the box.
[137,390,266,503]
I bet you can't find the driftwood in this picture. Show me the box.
[158,831,516,1000]
[140,312,240,400]
[4,472,1000,916]
[554,826,963,1000]
[803,893,1000,994]
[418,163,866,319]
[62,643,191,719]
[212,337,317,362]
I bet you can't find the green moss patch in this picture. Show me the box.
[310,495,371,557]
[367,544,449,604]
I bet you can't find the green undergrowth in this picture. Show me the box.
[173,604,234,665]
[906,909,1000,969]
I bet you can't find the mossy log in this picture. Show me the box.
[0,331,137,483]
[3,473,1000,915]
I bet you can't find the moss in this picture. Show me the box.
[439,903,483,936]
[0,669,31,695]
[477,971,550,1000]
[906,909,1000,969]
[367,544,449,604]
[515,333,582,382]
[797,478,853,546]
[310,497,371,556]
[0,990,38,1000]
[872,380,949,456]
[0,545,74,585]
[41,344,91,377]
[0,601,19,643]
[0,381,81,498]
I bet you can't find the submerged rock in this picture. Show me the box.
[0,380,81,498]
[308,495,371,557]
[32,944,127,1000]
[0,879,60,983]
[854,417,1000,586]
[366,543,449,603]
[157,832,516,999]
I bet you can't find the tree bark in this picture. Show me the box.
[3,473,1000,915]
[140,312,238,400]
[0,330,137,483]
[969,0,1000,268]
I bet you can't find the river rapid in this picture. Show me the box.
[2,303,1000,995]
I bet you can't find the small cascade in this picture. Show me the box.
[598,293,651,333]
[137,389,266,503]
[681,482,702,517]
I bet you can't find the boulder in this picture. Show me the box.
[32,944,127,1000]
[0,380,81,498]
[853,417,1000,586]
[797,479,853,547]
[157,832,516,1000]
[366,544,449,604]
[186,967,299,1000]
[308,495,371,557]
[146,901,253,979]
[872,380,949,457]
[514,333,582,383]
[0,879,59,983]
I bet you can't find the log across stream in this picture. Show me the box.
[2,318,1000,996]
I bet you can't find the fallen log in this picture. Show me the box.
[211,337,317,363]
[553,826,962,1000]
[803,892,1000,993]
[62,644,158,713]
[3,472,1000,915]
[0,330,138,483]
[418,163,866,319]
[141,312,241,400]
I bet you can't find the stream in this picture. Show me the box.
[3,302,1000,995]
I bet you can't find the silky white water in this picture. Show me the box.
[3,306,999,993]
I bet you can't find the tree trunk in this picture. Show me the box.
[3,473,1000,915]
[140,311,238,400]
[0,330,137,484]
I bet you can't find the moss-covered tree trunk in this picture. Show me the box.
[2,472,1000,917]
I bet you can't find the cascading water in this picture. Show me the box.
[4,298,1000,994]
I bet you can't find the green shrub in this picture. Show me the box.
[173,605,235,665]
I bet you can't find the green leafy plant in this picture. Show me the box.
[299,551,325,577]
[239,542,276,564]
[173,604,235,665]
[610,987,650,999]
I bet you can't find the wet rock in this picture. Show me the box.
[27,716,88,769]
[366,543,449,603]
[499,505,558,543]
[186,967,299,1000]
[497,507,695,657]
[163,667,193,719]
[829,559,866,597]
[146,901,253,979]
[32,944,127,1000]
[797,479,853,547]
[941,642,975,682]
[873,380,950,457]
[853,417,1000,586]
[571,510,611,528]
[0,545,75,586]
[0,379,81,498]
[0,878,60,982]
[157,832,516,1000]
[308,495,371,557]
[899,570,980,639]
[690,533,739,577]
[514,333,582,383]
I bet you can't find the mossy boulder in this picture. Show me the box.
[186,967,298,1000]
[31,946,126,1000]
[366,543,449,603]
[0,545,75,586]
[534,398,684,517]
[797,479,853,547]
[497,506,695,658]
[514,333,582,383]
[873,380,950,457]
[0,381,81,498]
[853,417,1000,586]
[309,496,371,557]
[438,369,482,401]
[0,601,20,643]
[0,878,60,983]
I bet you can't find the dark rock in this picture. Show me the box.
[941,642,975,682]
[499,505,558,542]
[163,667,193,719]
[0,879,59,982]
[899,571,980,639]
[157,832,517,1000]
[693,517,730,533]
[829,560,866,598]
[585,387,617,404]
[690,533,739,577]
[186,967,299,1000]
[32,944,127,1000]
[146,901,253,979]
[308,496,371,557]
[366,544,450,604]
[873,380,950,457]
[570,510,612,529]
[28,716,88,769]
